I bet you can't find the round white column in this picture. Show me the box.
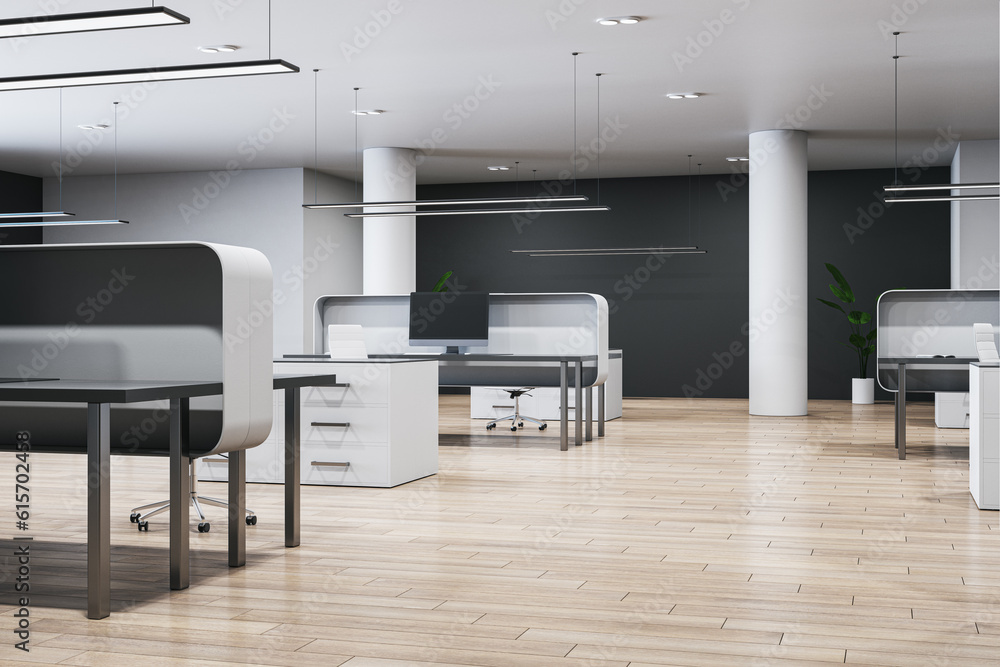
[748,130,808,416]
[363,147,416,294]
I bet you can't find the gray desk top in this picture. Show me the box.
[278,355,434,365]
[879,357,979,365]
[272,373,341,389]
[368,354,599,362]
[0,379,223,403]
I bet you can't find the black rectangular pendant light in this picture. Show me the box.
[0,60,300,92]
[0,6,189,39]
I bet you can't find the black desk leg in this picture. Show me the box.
[228,450,246,567]
[598,384,605,437]
[169,397,190,590]
[585,387,593,442]
[896,363,906,460]
[284,386,300,548]
[86,402,111,620]
[559,362,568,451]
[575,361,583,447]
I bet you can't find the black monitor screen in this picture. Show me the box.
[409,291,490,349]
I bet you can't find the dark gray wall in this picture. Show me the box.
[0,170,43,245]
[417,167,951,399]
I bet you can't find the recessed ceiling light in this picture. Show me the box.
[487,166,510,171]
[351,109,384,115]
[667,92,702,99]
[77,123,110,131]
[597,16,643,25]
[198,45,240,53]
[726,157,750,162]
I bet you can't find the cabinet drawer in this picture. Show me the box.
[301,443,388,486]
[300,373,387,406]
[300,405,388,445]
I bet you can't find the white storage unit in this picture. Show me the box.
[471,350,623,421]
[970,362,1000,510]
[201,358,438,487]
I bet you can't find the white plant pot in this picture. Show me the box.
[852,378,875,404]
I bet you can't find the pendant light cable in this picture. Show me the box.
[113,101,119,220]
[697,162,703,246]
[354,87,359,201]
[893,31,899,186]
[596,73,602,205]
[268,0,272,60]
[58,88,63,210]
[687,155,693,246]
[514,161,519,196]
[572,52,579,195]
[313,69,319,204]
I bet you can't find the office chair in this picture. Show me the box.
[486,387,548,431]
[129,456,256,532]
[974,323,1000,362]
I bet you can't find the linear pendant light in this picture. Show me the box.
[879,33,996,203]
[0,6,189,39]
[345,205,609,218]
[0,60,299,92]
[511,247,707,257]
[307,195,591,209]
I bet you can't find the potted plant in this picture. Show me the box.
[817,263,877,404]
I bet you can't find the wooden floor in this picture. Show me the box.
[2,396,999,666]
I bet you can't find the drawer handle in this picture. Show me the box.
[311,461,350,468]
[202,458,228,463]
[311,422,351,427]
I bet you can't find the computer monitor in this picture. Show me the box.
[409,291,490,353]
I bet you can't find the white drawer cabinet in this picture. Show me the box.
[970,363,999,510]
[200,359,438,487]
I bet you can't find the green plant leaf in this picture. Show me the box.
[825,263,855,301]
[816,298,845,313]
[848,311,872,325]
[867,330,878,341]
[829,284,854,303]
[849,333,867,348]
[864,344,876,354]
[431,270,453,292]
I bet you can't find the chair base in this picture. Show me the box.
[486,388,547,432]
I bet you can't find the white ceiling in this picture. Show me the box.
[0,0,996,184]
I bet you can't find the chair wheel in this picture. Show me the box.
[510,425,517,431]
[129,512,140,523]
[539,423,547,430]
[246,515,257,526]
[518,421,524,427]
[137,521,149,532]
[486,423,495,430]
[198,522,210,533]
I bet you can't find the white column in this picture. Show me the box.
[749,130,808,416]
[363,147,416,294]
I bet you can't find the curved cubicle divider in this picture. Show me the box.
[0,241,273,456]
[312,292,609,387]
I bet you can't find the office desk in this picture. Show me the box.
[272,373,341,548]
[879,358,978,459]
[0,379,223,619]
[370,353,600,451]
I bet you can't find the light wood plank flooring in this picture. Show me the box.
[2,396,998,666]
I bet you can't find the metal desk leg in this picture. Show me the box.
[284,386,301,548]
[575,361,583,446]
[897,363,906,460]
[559,362,568,451]
[585,386,593,442]
[228,450,246,567]
[87,402,111,620]
[169,397,190,590]
[598,384,605,437]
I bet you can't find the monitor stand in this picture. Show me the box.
[445,346,461,355]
